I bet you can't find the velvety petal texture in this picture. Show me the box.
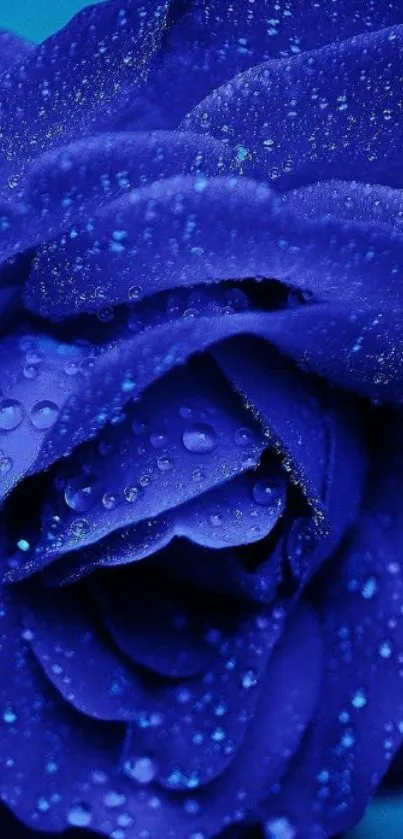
[0,2,401,839]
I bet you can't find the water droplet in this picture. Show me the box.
[8,175,19,190]
[0,456,13,473]
[209,512,223,527]
[157,455,174,472]
[104,790,126,809]
[149,430,168,449]
[17,539,30,552]
[67,803,93,828]
[70,517,90,538]
[124,486,139,503]
[24,365,39,379]
[123,756,156,784]
[265,817,296,839]
[252,478,282,507]
[64,476,101,512]
[361,576,378,599]
[0,399,24,431]
[64,360,80,376]
[30,400,59,430]
[128,285,142,301]
[182,423,217,454]
[97,307,114,323]
[241,670,258,690]
[234,427,253,446]
[379,639,393,658]
[351,688,367,709]
[102,493,117,510]
[179,404,193,420]
[3,706,17,724]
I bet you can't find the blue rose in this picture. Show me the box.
[0,2,402,838]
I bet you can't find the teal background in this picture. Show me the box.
[1,1,403,837]
[0,0,105,43]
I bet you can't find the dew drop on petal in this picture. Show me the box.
[128,285,142,301]
[70,517,90,538]
[182,423,217,454]
[265,817,296,839]
[102,493,117,510]
[103,790,126,809]
[0,399,24,431]
[234,427,253,446]
[252,478,281,507]
[64,476,102,512]
[157,455,174,472]
[3,706,17,724]
[67,803,93,827]
[30,400,59,430]
[351,688,367,709]
[150,431,168,449]
[123,756,156,784]
[0,456,13,473]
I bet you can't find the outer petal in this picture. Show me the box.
[22,176,403,317]
[183,26,403,189]
[0,0,172,172]
[0,586,321,839]
[262,419,403,838]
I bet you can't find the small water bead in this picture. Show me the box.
[0,399,24,431]
[182,423,217,454]
[379,639,393,658]
[179,404,194,420]
[64,360,80,376]
[209,513,223,527]
[351,688,367,709]
[150,430,168,449]
[25,349,42,365]
[361,576,378,599]
[265,817,296,839]
[102,493,117,510]
[124,485,139,503]
[67,803,93,828]
[157,455,174,472]
[234,427,253,446]
[132,418,149,436]
[24,365,39,379]
[252,478,282,507]
[70,517,90,538]
[3,706,17,724]
[97,307,115,323]
[17,538,30,552]
[64,476,102,512]
[30,400,59,430]
[123,756,156,784]
[128,285,142,301]
[104,790,127,809]
[0,456,13,473]
[241,670,258,690]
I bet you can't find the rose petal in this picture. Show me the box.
[23,176,402,317]
[262,420,403,838]
[183,26,403,189]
